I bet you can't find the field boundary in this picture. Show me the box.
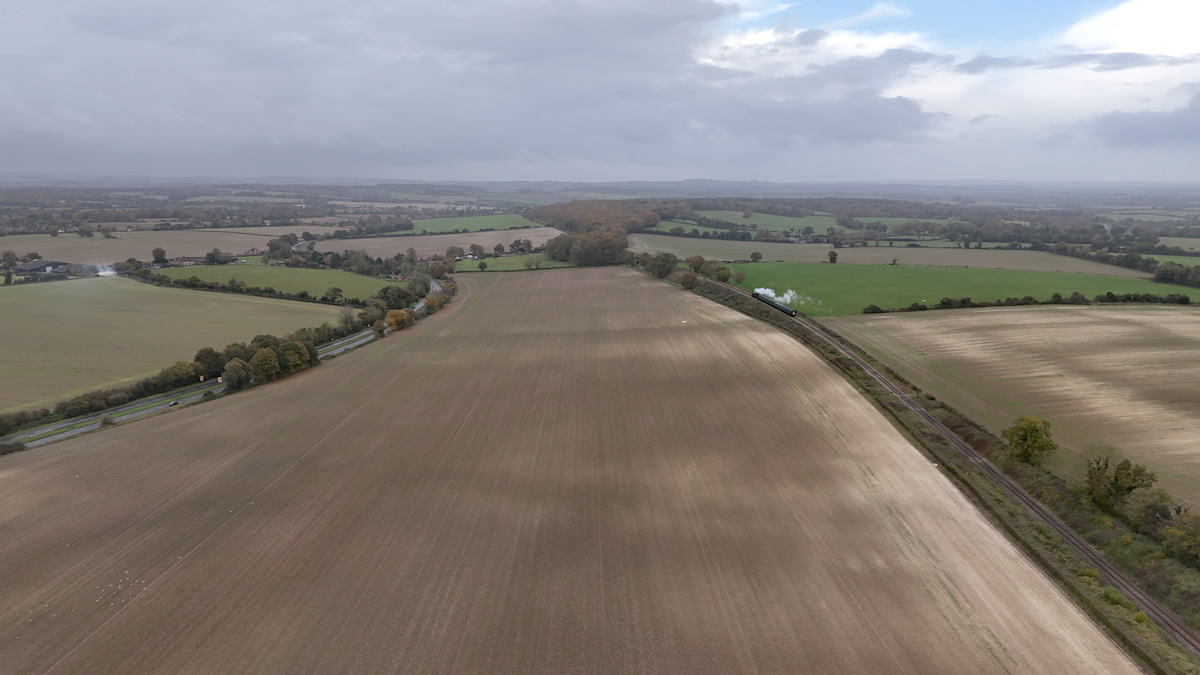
[684,276,1200,674]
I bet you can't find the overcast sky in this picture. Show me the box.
[2,0,1197,182]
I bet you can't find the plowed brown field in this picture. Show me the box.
[825,305,1200,503]
[0,269,1137,673]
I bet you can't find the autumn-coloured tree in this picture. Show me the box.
[385,309,411,332]
[687,255,706,273]
[679,271,699,289]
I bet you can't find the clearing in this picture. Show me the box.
[0,268,1135,673]
[824,305,1200,503]
[0,277,343,412]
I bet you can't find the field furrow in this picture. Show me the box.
[0,268,1137,673]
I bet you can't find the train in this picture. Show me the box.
[751,291,798,317]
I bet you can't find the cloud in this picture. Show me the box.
[1087,91,1200,146]
[836,2,912,27]
[1062,0,1200,57]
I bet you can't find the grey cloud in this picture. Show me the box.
[958,51,1197,74]
[800,48,946,91]
[955,56,1030,74]
[1087,92,1200,146]
[794,29,828,46]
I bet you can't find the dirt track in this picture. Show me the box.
[0,269,1138,673]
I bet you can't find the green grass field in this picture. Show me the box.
[453,256,573,272]
[628,234,1150,279]
[0,277,344,412]
[648,220,731,235]
[411,214,539,234]
[697,211,846,233]
[158,263,406,301]
[1157,237,1200,251]
[732,262,1195,317]
[1146,254,1200,266]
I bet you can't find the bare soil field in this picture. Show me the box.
[825,305,1200,503]
[313,226,563,259]
[1,226,347,266]
[0,277,343,412]
[629,234,1149,277]
[0,269,1137,673]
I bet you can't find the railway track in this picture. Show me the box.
[717,282,1200,661]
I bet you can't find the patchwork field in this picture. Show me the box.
[731,262,1189,317]
[314,226,563,259]
[0,226,348,266]
[1159,237,1200,252]
[0,269,1136,673]
[411,213,538,233]
[824,305,1200,503]
[157,263,406,300]
[629,234,1148,277]
[0,277,343,412]
[453,255,573,272]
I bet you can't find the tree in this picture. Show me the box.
[1,250,16,267]
[222,358,252,391]
[679,271,699,289]
[827,250,838,263]
[322,287,344,303]
[249,348,281,383]
[478,261,488,271]
[714,266,732,283]
[1001,416,1057,465]
[494,244,505,255]
[650,252,678,279]
[152,247,168,264]
[385,309,411,332]
[749,251,763,263]
[372,319,387,337]
[687,255,706,273]
[733,271,746,287]
[193,347,227,379]
[159,361,200,388]
[279,341,311,373]
[469,243,485,257]
[430,260,447,279]
[446,245,465,258]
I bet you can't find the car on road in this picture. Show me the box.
[168,400,179,407]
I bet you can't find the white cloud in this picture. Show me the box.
[1063,0,1200,57]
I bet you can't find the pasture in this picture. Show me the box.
[411,213,538,233]
[453,255,572,272]
[629,234,1149,277]
[697,210,843,232]
[1158,237,1200,252]
[731,262,1193,317]
[0,277,343,412]
[0,225,348,266]
[0,268,1135,673]
[313,226,564,260]
[824,305,1200,503]
[157,262,404,300]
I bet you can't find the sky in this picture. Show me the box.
[1,0,1197,183]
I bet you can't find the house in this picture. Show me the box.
[10,260,68,274]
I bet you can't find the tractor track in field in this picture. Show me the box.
[718,281,1200,661]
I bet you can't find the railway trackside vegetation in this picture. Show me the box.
[680,277,1200,673]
